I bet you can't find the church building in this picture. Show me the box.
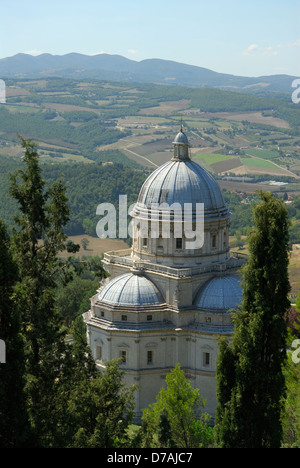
[83,128,245,421]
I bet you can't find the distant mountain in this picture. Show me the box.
[0,52,296,94]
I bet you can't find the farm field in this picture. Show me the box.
[59,235,129,258]
[1,78,299,175]
[240,157,278,168]
[245,149,280,159]
[209,111,291,129]
[193,152,299,179]
[2,73,300,303]
[1,76,300,239]
[193,153,237,165]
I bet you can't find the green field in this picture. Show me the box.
[1,76,300,183]
[240,157,279,168]
[193,153,236,165]
[193,152,284,174]
[245,149,280,159]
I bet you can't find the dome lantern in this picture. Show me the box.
[172,123,190,161]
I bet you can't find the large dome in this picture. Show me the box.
[98,272,163,307]
[137,160,228,215]
[194,275,242,310]
[132,130,230,221]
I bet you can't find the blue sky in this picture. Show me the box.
[1,0,300,77]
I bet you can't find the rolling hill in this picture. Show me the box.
[0,52,297,93]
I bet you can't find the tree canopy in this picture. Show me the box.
[216,191,291,448]
[0,137,134,448]
[140,363,214,448]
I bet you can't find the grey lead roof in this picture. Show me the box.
[134,159,230,220]
[194,275,243,310]
[98,272,163,306]
[131,129,230,221]
[173,130,189,145]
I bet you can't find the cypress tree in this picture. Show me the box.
[0,219,29,447]
[8,137,78,446]
[8,137,107,447]
[216,191,290,448]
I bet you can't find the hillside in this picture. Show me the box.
[1,76,299,174]
[1,76,300,234]
[0,53,297,93]
[1,76,300,298]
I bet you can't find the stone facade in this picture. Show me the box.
[83,129,245,422]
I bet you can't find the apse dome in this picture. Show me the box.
[194,275,242,310]
[98,272,163,307]
[131,130,230,222]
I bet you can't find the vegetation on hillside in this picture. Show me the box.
[1,72,300,448]
[1,137,300,448]
[3,151,300,245]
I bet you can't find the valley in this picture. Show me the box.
[1,77,300,303]
[1,78,300,189]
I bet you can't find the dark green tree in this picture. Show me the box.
[55,275,98,327]
[282,305,300,446]
[7,137,106,446]
[68,359,135,448]
[141,363,213,448]
[49,314,99,448]
[9,138,74,446]
[0,219,29,447]
[158,409,175,448]
[81,237,90,250]
[7,136,122,448]
[216,191,291,448]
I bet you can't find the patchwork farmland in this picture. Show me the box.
[1,77,300,200]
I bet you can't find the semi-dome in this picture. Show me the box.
[98,272,163,307]
[194,275,242,310]
[131,128,230,222]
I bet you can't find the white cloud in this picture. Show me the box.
[247,44,259,52]
[89,51,108,56]
[264,47,278,56]
[23,50,43,56]
[242,44,278,57]
[289,39,300,47]
[127,49,139,55]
